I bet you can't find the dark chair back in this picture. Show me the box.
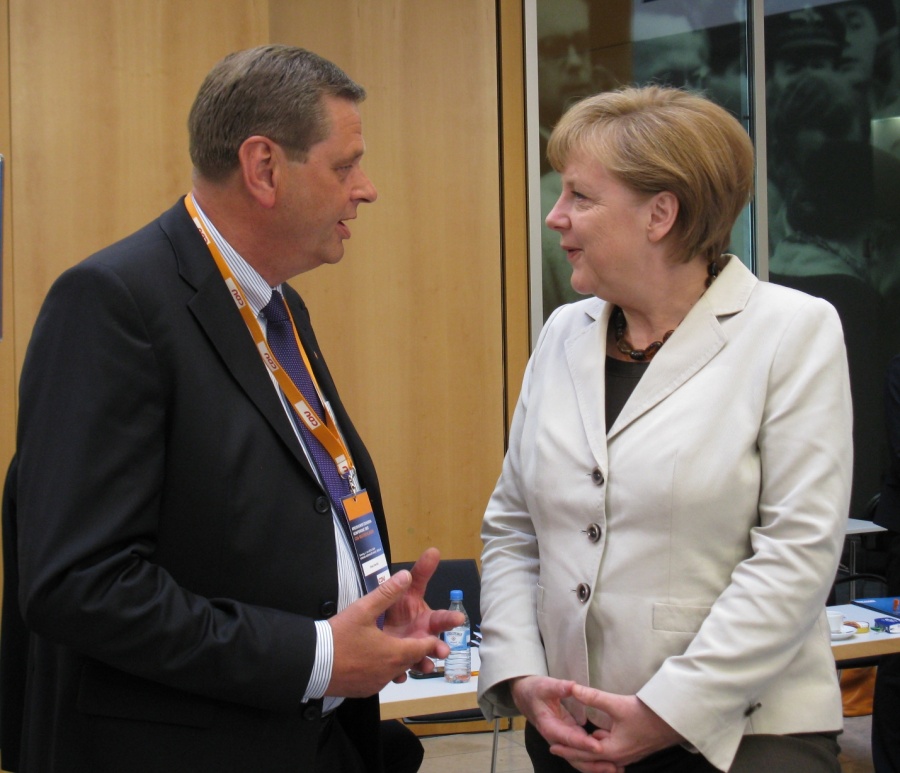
[390,557,489,728]
[391,558,481,631]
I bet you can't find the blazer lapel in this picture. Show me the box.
[565,302,612,469]
[607,257,757,439]
[608,296,726,438]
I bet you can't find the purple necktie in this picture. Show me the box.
[261,290,351,512]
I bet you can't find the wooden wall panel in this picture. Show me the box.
[269,0,505,563]
[0,0,12,681]
[0,0,14,473]
[1,0,514,572]
[9,0,269,381]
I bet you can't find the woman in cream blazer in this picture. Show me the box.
[478,87,852,773]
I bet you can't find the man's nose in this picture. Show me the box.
[356,169,378,203]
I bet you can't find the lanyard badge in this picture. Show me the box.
[343,490,390,593]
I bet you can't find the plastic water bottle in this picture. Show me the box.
[444,589,471,683]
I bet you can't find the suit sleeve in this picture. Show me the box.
[16,260,318,712]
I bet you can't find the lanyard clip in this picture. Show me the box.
[344,467,360,497]
[336,455,358,496]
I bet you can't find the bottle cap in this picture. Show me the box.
[450,589,463,601]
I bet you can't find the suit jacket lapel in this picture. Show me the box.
[159,199,321,483]
[283,283,391,557]
[283,289,380,487]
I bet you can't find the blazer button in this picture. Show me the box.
[576,583,591,603]
[302,703,322,721]
[320,601,337,618]
[584,523,602,543]
[590,467,604,485]
[314,495,330,514]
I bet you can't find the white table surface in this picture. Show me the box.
[379,649,481,721]
[829,602,900,662]
[379,608,900,717]
[846,518,887,536]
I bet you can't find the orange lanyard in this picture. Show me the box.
[184,194,356,488]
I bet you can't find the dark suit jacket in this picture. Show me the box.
[9,198,389,772]
[876,354,900,533]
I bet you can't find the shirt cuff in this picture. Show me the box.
[303,619,334,702]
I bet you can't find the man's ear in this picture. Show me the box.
[237,136,279,208]
[647,190,679,243]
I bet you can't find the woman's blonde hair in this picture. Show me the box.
[547,85,754,263]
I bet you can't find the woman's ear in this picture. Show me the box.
[237,136,279,208]
[646,190,679,243]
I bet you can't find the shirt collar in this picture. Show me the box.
[189,194,280,316]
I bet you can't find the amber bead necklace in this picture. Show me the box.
[612,259,720,362]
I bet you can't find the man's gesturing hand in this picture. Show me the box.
[382,547,465,675]
[326,550,464,696]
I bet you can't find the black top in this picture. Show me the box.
[605,356,649,429]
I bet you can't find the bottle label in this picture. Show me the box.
[444,626,470,650]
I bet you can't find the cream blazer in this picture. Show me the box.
[478,258,852,772]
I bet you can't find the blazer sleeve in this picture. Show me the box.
[637,296,852,769]
[477,311,561,717]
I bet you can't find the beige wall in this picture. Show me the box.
[2,0,270,469]
[8,0,269,365]
[0,2,528,571]
[268,0,508,562]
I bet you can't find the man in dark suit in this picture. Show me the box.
[7,45,458,772]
